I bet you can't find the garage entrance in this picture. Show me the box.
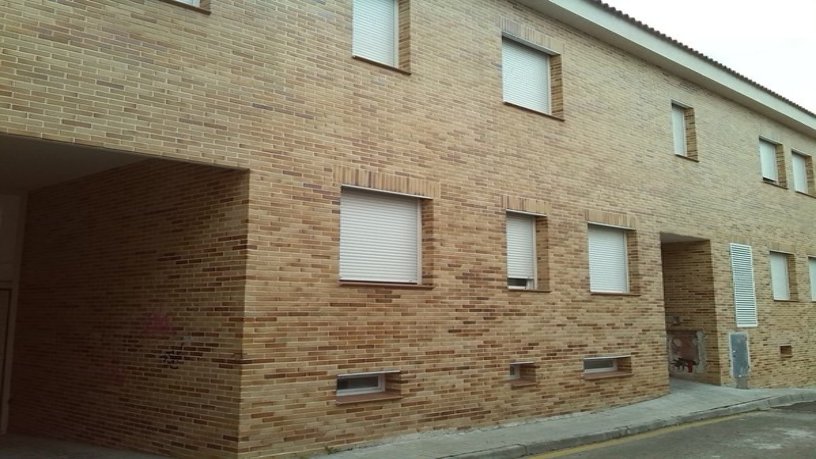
[0,134,248,457]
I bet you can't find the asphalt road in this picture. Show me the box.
[533,402,816,459]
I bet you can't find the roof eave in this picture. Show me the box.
[517,0,816,138]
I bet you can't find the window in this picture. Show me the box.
[175,0,200,5]
[340,188,420,284]
[730,243,757,327]
[508,361,536,387]
[792,152,812,194]
[335,370,402,403]
[587,225,629,293]
[582,356,632,379]
[769,252,791,301]
[671,104,687,156]
[352,0,398,67]
[809,257,816,301]
[671,103,697,159]
[759,139,783,185]
[506,213,536,289]
[337,373,384,396]
[583,358,616,374]
[502,38,551,114]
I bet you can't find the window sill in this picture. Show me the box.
[352,55,411,75]
[503,102,565,122]
[762,179,788,190]
[336,391,402,405]
[772,298,798,303]
[795,191,816,199]
[590,292,640,297]
[509,379,537,388]
[155,0,211,14]
[507,288,551,294]
[338,281,433,290]
[674,153,699,163]
[583,371,633,381]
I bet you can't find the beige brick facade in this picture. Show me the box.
[1,0,815,457]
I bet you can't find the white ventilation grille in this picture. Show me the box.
[730,243,758,327]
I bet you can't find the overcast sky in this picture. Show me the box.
[601,0,816,114]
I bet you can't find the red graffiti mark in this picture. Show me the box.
[144,312,174,336]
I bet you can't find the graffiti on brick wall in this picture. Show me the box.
[142,312,190,370]
[144,311,174,336]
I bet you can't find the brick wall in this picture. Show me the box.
[1,0,815,457]
[11,159,249,458]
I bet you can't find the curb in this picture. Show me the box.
[442,393,816,459]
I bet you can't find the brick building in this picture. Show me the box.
[1,0,815,457]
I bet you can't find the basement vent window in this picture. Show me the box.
[780,345,793,358]
[336,370,402,404]
[583,356,632,380]
[160,0,210,13]
[508,361,536,387]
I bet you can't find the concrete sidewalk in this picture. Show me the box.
[326,379,816,459]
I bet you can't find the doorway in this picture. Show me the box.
[660,234,721,384]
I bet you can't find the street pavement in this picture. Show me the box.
[539,402,816,458]
[327,379,816,459]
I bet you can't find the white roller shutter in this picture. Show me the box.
[587,225,629,293]
[340,188,419,283]
[352,0,397,67]
[502,38,550,113]
[759,140,778,182]
[792,153,809,193]
[506,213,536,284]
[672,104,687,156]
[769,252,790,300]
[810,257,816,301]
[730,243,758,327]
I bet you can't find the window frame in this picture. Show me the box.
[506,212,537,290]
[792,151,812,194]
[769,251,792,301]
[809,257,816,302]
[339,187,422,285]
[583,357,618,374]
[759,138,783,185]
[352,0,400,68]
[768,250,793,301]
[501,37,554,115]
[336,372,386,397]
[582,355,632,379]
[671,103,688,157]
[507,361,537,386]
[587,224,630,294]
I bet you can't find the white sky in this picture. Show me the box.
[601,0,816,113]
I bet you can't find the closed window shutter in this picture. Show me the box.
[506,213,536,282]
[352,0,397,67]
[340,189,419,283]
[671,105,687,156]
[759,140,778,182]
[502,38,550,113]
[587,225,629,293]
[792,153,808,193]
[769,252,790,300]
[810,258,816,301]
[730,243,758,327]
